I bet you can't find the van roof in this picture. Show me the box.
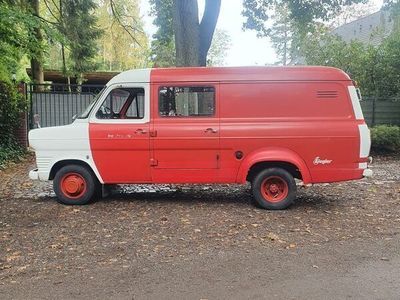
[107,66,351,85]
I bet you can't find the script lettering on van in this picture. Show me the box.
[313,157,333,165]
[107,134,133,139]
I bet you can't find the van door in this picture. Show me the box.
[89,85,151,183]
[151,83,220,182]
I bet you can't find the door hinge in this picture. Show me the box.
[150,158,158,166]
[150,130,157,137]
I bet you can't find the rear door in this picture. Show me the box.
[151,83,220,182]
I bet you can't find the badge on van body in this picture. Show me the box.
[313,157,333,165]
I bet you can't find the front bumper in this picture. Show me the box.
[363,168,373,177]
[362,156,373,178]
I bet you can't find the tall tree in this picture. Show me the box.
[268,5,293,66]
[173,0,221,66]
[242,0,365,35]
[0,0,50,83]
[151,0,221,67]
[61,0,102,84]
[96,0,149,71]
[150,0,176,67]
[242,0,366,65]
[29,0,44,85]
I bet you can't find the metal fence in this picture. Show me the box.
[361,98,400,126]
[28,83,104,128]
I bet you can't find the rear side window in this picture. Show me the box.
[96,88,144,119]
[159,86,215,117]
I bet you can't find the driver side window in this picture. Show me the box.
[96,88,144,119]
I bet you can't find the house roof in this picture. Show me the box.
[26,69,119,85]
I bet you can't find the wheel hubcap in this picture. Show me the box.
[61,173,86,199]
[260,176,289,203]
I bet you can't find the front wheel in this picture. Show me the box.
[53,165,96,205]
[251,168,297,210]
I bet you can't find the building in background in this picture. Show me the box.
[332,9,394,46]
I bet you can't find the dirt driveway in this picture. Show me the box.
[0,155,399,299]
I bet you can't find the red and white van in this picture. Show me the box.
[28,66,372,209]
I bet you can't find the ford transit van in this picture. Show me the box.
[29,67,372,209]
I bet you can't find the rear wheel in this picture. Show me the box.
[53,165,96,205]
[251,168,296,210]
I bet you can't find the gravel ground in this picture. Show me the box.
[0,154,399,299]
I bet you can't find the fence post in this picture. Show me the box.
[371,97,376,127]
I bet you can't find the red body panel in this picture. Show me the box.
[150,82,220,183]
[218,81,360,184]
[89,123,151,183]
[89,67,367,185]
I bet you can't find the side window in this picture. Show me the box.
[159,86,215,117]
[96,88,144,119]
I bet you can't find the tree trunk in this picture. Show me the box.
[173,0,221,67]
[173,0,200,66]
[60,0,68,86]
[30,58,44,85]
[199,0,221,66]
[29,0,44,88]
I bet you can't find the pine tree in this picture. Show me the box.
[61,0,102,84]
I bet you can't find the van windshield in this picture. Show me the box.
[78,87,106,119]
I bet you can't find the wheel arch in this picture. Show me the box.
[236,147,312,184]
[49,159,100,183]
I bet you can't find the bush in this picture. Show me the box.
[0,140,25,168]
[0,80,27,167]
[370,125,400,153]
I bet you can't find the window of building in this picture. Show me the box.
[96,88,144,119]
[159,86,215,117]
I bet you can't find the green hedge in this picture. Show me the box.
[370,125,400,153]
[0,80,27,167]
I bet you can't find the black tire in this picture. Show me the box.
[53,165,97,205]
[251,168,296,210]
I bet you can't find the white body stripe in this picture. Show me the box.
[28,121,104,183]
[28,69,153,183]
[358,124,371,158]
[107,68,150,85]
[348,86,364,120]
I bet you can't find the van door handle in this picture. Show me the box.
[204,128,218,133]
[135,128,147,134]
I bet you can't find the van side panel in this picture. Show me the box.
[219,81,363,184]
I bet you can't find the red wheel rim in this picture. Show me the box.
[260,176,289,203]
[60,173,87,199]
